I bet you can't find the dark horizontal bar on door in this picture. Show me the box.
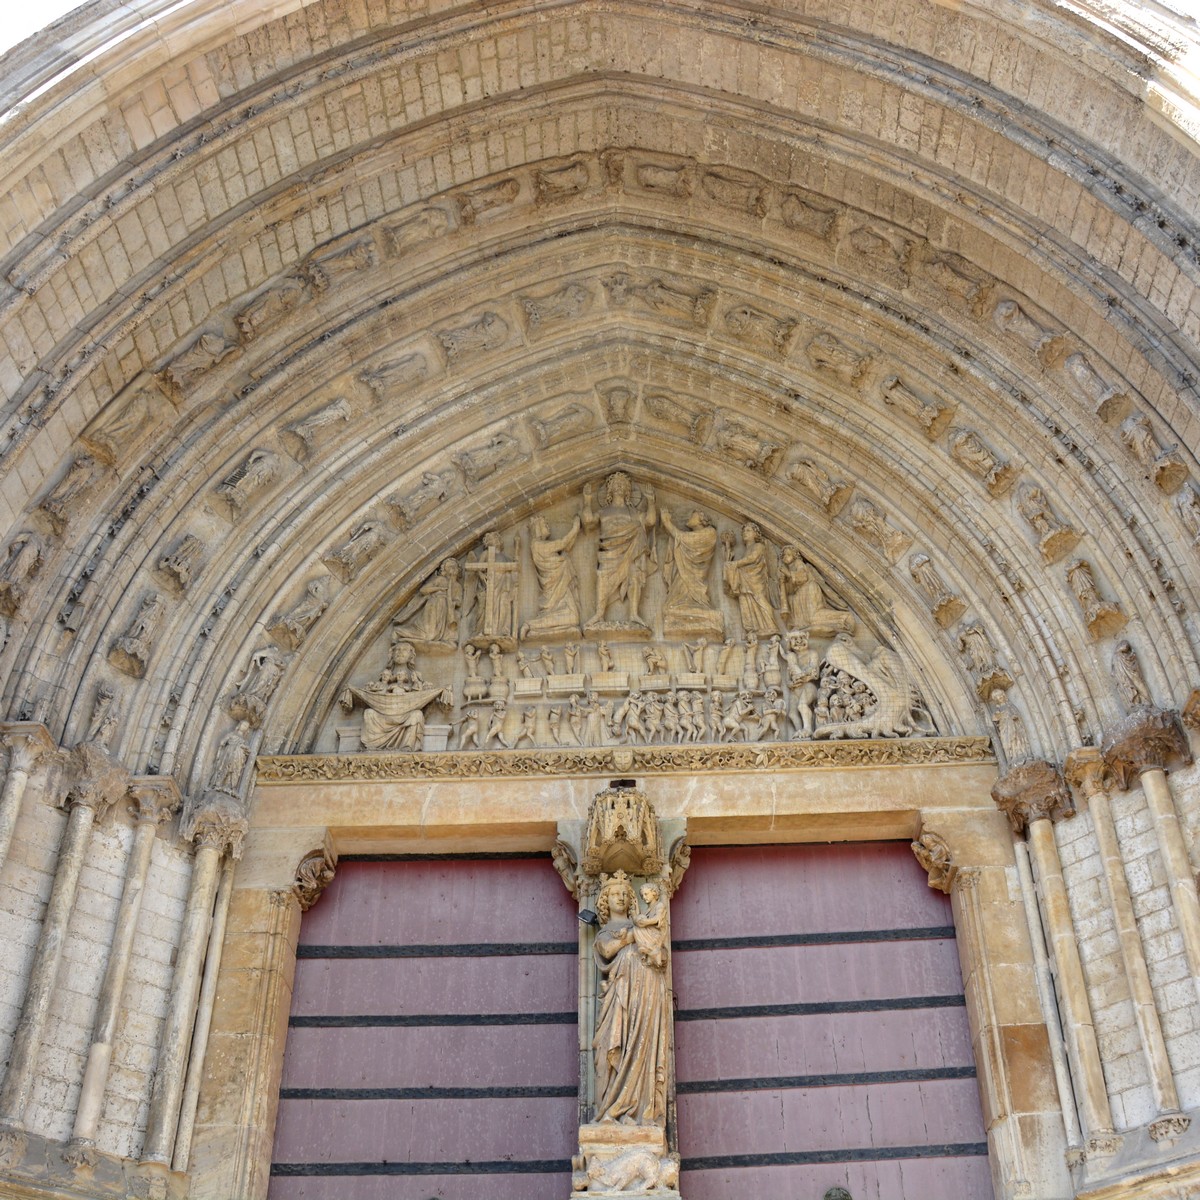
[290,1011,577,1027]
[677,994,967,1021]
[686,1142,991,1170]
[340,852,550,861]
[272,1159,569,1177]
[677,1065,976,1093]
[278,1066,976,1101]
[675,925,957,950]
[296,941,577,958]
[295,925,956,959]
[280,1084,578,1100]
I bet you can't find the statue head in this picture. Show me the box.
[640,882,660,904]
[781,543,798,563]
[789,630,810,651]
[742,521,761,543]
[483,530,502,549]
[686,509,708,529]
[597,871,636,923]
[531,515,550,539]
[604,471,633,505]
[439,557,460,577]
[389,639,416,667]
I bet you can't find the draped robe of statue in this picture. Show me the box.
[593,898,670,1125]
[723,526,777,636]
[346,643,452,750]
[584,473,656,630]
[392,558,461,648]
[661,510,723,638]
[779,550,855,637]
[522,515,582,638]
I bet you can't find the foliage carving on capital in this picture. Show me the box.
[991,759,1073,835]
[1103,707,1192,790]
[127,777,181,828]
[1,722,55,775]
[187,797,248,859]
[63,741,129,819]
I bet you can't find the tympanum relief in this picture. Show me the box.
[329,475,939,753]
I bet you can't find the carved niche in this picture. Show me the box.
[324,478,940,754]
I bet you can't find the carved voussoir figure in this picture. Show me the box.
[881,375,954,439]
[208,721,254,797]
[1062,352,1131,424]
[528,400,595,449]
[714,417,785,475]
[80,385,166,466]
[228,644,290,726]
[0,531,45,616]
[847,497,911,563]
[948,427,1017,495]
[1066,558,1126,641]
[1119,411,1187,493]
[1111,640,1152,711]
[908,552,965,628]
[39,455,99,535]
[358,351,429,400]
[323,520,387,582]
[269,577,330,649]
[108,592,167,678]
[1015,483,1079,563]
[215,448,280,518]
[788,458,852,515]
[805,331,869,384]
[387,468,457,528]
[454,429,522,489]
[436,310,509,363]
[281,396,352,461]
[156,533,202,592]
[234,275,308,342]
[158,331,237,401]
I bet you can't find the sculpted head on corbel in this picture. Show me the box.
[911,829,957,894]
[293,845,338,911]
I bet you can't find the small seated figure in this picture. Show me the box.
[633,883,668,969]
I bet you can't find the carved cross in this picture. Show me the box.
[465,534,518,640]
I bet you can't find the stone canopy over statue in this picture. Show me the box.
[329,473,936,753]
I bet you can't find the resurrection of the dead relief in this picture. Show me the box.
[333,473,938,755]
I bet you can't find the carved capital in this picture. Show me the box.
[127,776,181,827]
[1182,687,1200,732]
[62,741,129,819]
[294,845,337,911]
[990,759,1073,835]
[1064,746,1108,803]
[1148,1112,1191,1144]
[911,830,957,894]
[1103,707,1192,790]
[0,722,54,775]
[186,792,248,859]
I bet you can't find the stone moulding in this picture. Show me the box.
[255,735,993,783]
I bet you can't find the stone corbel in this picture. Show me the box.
[1103,706,1192,790]
[911,828,957,893]
[293,837,338,911]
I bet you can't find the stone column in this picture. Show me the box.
[67,777,179,1165]
[141,798,246,1167]
[992,759,1117,1154]
[1104,707,1200,1011]
[0,742,128,1126]
[1066,748,1189,1142]
[0,722,54,871]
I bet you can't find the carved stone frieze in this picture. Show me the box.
[911,830,957,894]
[281,397,352,461]
[1066,558,1126,641]
[1015,484,1079,564]
[455,177,520,224]
[924,252,992,305]
[215,449,280,518]
[108,592,167,678]
[991,759,1073,834]
[534,157,591,203]
[1103,707,1192,790]
[358,350,429,399]
[787,459,852,515]
[305,235,376,291]
[436,310,510,364]
[258,735,992,782]
[947,427,1017,495]
[880,375,955,439]
[1119,411,1187,493]
[908,553,966,628]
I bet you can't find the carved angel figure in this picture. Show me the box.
[592,872,670,1126]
